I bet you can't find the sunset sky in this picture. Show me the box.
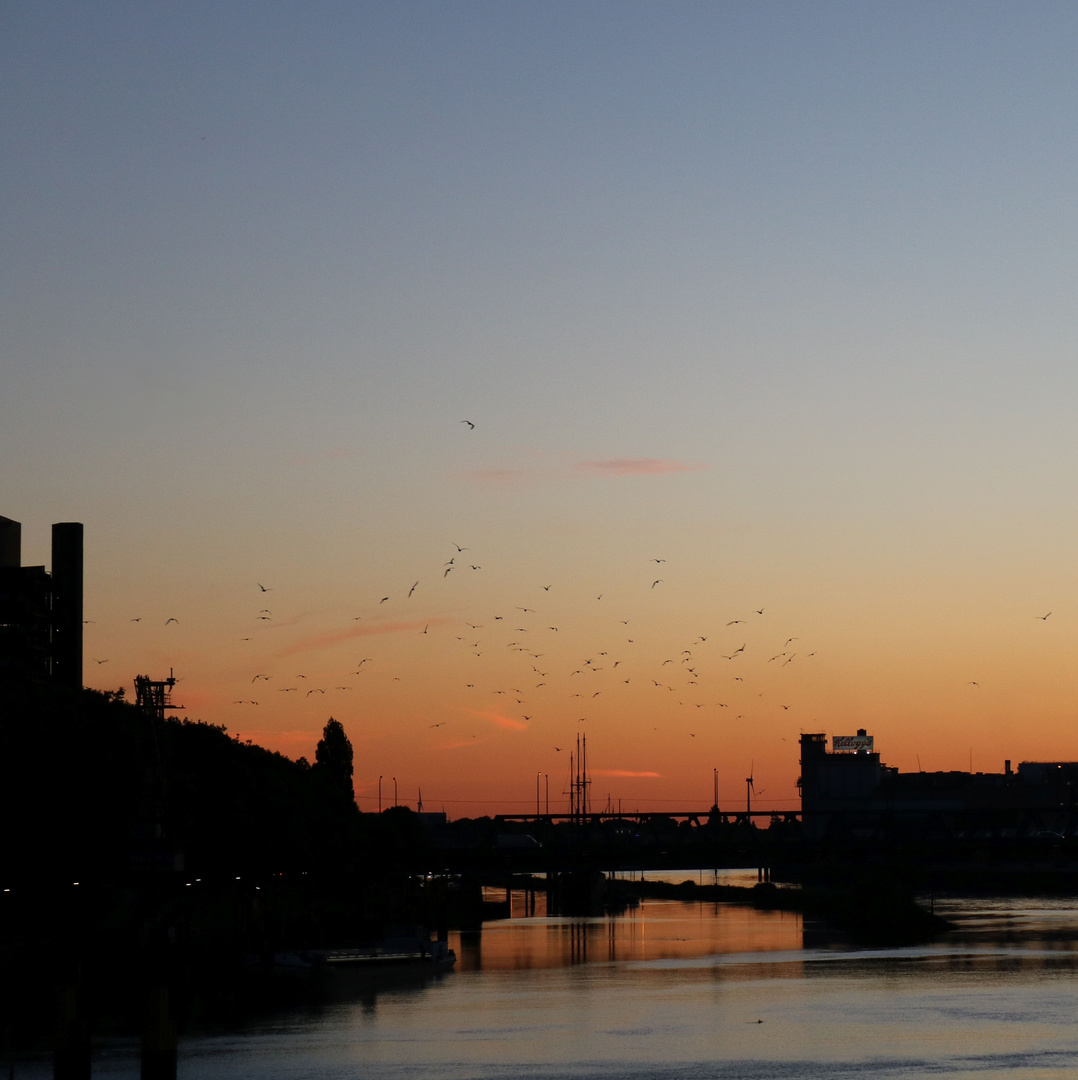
[6,2,1078,817]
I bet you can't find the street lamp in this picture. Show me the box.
[393,776,398,807]
[378,775,383,813]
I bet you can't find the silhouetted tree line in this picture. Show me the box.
[0,681,424,885]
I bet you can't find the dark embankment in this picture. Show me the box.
[612,877,951,945]
[0,682,439,1050]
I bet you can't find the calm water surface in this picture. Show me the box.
[18,873,1078,1079]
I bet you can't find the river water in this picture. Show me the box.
[17,872,1078,1078]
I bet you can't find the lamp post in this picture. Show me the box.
[393,776,398,807]
[378,775,382,813]
[545,774,549,816]
[536,771,541,817]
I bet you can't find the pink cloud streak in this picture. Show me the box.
[454,707,530,732]
[274,618,451,658]
[575,458,706,477]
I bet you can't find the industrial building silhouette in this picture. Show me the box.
[799,729,1078,842]
[0,515,83,689]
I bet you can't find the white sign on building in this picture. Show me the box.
[832,733,874,753]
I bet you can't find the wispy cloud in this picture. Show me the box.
[453,707,530,731]
[274,618,451,658]
[575,458,706,477]
[591,768,662,778]
[463,458,707,485]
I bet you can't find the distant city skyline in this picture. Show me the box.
[6,3,1078,816]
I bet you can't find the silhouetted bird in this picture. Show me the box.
[257,583,272,592]
[461,420,475,429]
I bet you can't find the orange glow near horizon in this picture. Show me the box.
[76,506,1078,820]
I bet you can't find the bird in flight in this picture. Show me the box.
[454,544,468,552]
[92,658,108,665]
[380,596,390,604]
[257,583,272,592]
[165,618,178,624]
[726,619,744,626]
[408,581,418,598]
[461,420,475,429]
[651,558,666,563]
[652,580,662,588]
[1038,612,1052,620]
[130,617,141,623]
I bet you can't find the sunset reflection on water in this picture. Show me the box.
[457,887,802,972]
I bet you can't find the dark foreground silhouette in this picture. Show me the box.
[0,682,439,1066]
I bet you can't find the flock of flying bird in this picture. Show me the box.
[79,420,1064,809]
[86,546,1060,748]
[209,543,831,764]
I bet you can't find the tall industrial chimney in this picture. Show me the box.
[0,516,20,568]
[51,522,84,689]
